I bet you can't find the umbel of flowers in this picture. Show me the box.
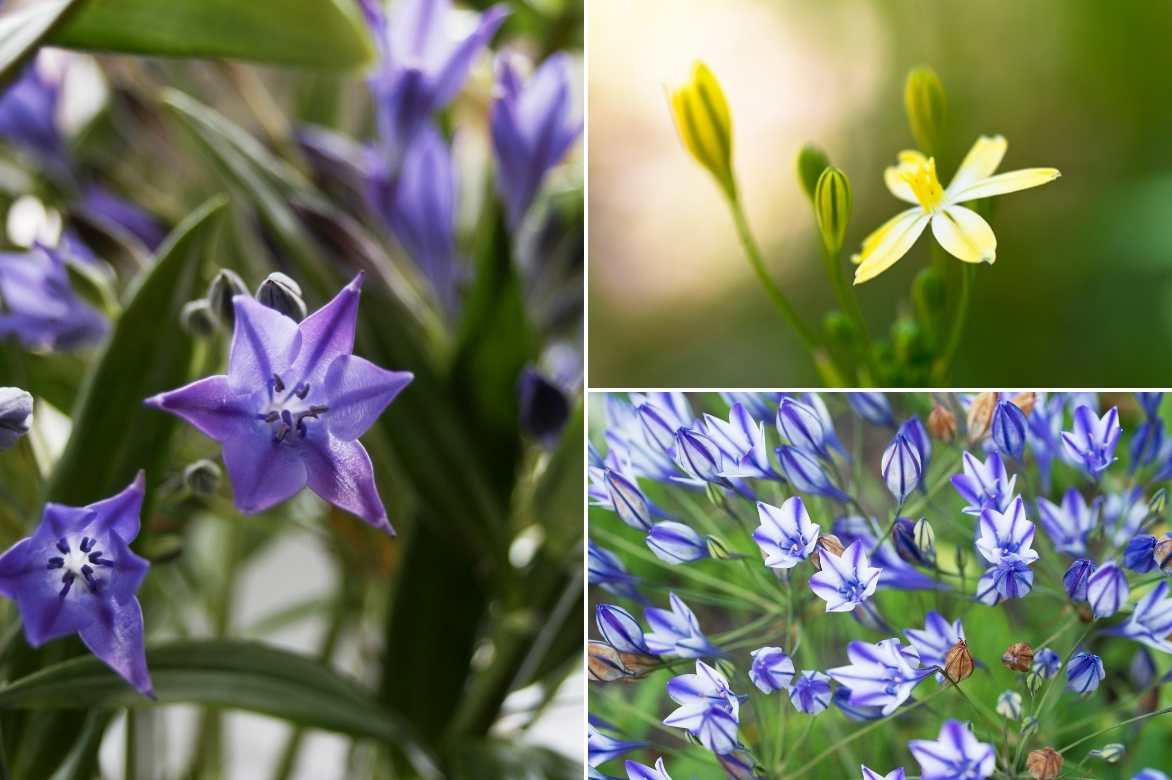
[589,391,1172,780]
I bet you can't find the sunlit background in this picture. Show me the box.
[588,0,1172,386]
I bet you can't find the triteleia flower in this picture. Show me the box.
[788,670,832,715]
[646,522,708,564]
[0,387,33,450]
[1037,489,1099,556]
[0,244,107,350]
[891,518,932,567]
[976,557,1035,605]
[596,604,651,655]
[588,540,640,601]
[777,445,849,500]
[1065,650,1105,693]
[904,611,965,682]
[749,646,795,693]
[605,470,653,531]
[637,400,684,453]
[1129,646,1157,689]
[702,403,773,479]
[1130,418,1165,471]
[852,135,1060,284]
[828,637,932,715]
[951,451,1016,516]
[673,428,724,483]
[146,275,413,533]
[882,433,922,504]
[1103,488,1149,546]
[588,720,644,767]
[625,758,673,780]
[991,400,1028,460]
[721,391,781,421]
[1124,534,1160,573]
[1086,560,1129,618]
[833,685,885,721]
[975,497,1038,566]
[804,393,849,457]
[899,416,931,473]
[78,186,164,250]
[1060,405,1121,476]
[847,392,895,427]
[996,691,1023,720]
[0,473,152,695]
[667,61,736,200]
[908,719,996,779]
[1133,772,1171,780]
[0,54,67,169]
[1107,580,1172,654]
[1138,392,1164,417]
[862,768,905,780]
[664,660,741,754]
[1063,559,1096,602]
[1032,648,1061,678]
[753,497,820,569]
[491,51,583,229]
[809,539,883,612]
[776,397,830,459]
[644,592,718,657]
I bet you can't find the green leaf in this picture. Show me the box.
[448,741,580,780]
[46,0,373,70]
[0,1,76,90]
[45,196,226,507]
[0,640,439,777]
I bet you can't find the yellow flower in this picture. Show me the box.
[852,135,1060,284]
[667,61,736,199]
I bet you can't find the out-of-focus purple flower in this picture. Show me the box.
[777,445,848,501]
[809,540,882,612]
[596,604,651,655]
[1033,647,1061,678]
[664,660,741,754]
[1037,489,1098,556]
[882,433,921,504]
[995,691,1023,720]
[833,516,939,591]
[1138,393,1163,418]
[646,521,708,564]
[776,397,829,458]
[147,275,412,533]
[749,646,795,693]
[605,470,652,531]
[703,403,773,479]
[910,720,995,779]
[636,402,681,453]
[788,670,832,715]
[1063,559,1096,602]
[862,768,906,780]
[0,387,33,450]
[625,758,672,780]
[79,185,164,250]
[1131,418,1165,472]
[1026,393,1064,491]
[604,397,676,480]
[891,518,931,567]
[951,451,1016,516]
[847,392,895,427]
[720,392,781,421]
[588,540,641,601]
[753,497,820,569]
[491,52,583,229]
[517,365,570,444]
[1086,561,1129,618]
[1065,650,1105,693]
[0,473,152,695]
[833,685,885,721]
[674,428,723,483]
[1124,535,1160,573]
[360,0,508,168]
[1061,405,1121,476]
[1130,646,1157,689]
[645,592,718,658]
[1133,771,1171,780]
[1107,580,1172,654]
[991,400,1028,460]
[805,393,849,457]
[0,57,65,165]
[588,721,643,768]
[0,244,107,350]
[975,497,1038,566]
[905,612,965,682]
[716,749,762,780]
[829,637,931,715]
[1103,488,1150,547]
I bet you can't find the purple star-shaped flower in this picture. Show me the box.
[644,592,718,658]
[908,720,995,779]
[862,768,906,780]
[788,670,832,715]
[0,55,66,167]
[1061,405,1121,476]
[753,496,820,570]
[809,540,882,612]
[664,660,741,754]
[1107,580,1172,654]
[828,637,932,715]
[1037,489,1099,556]
[951,451,1016,516]
[904,611,965,683]
[625,757,673,780]
[0,473,152,696]
[146,275,413,533]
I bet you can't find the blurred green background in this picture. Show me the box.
[588,0,1172,386]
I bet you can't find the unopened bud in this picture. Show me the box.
[996,690,1023,720]
[668,61,737,199]
[706,534,738,561]
[256,272,307,321]
[180,299,218,337]
[810,534,845,571]
[589,641,635,683]
[814,166,851,256]
[943,639,974,684]
[1025,670,1044,696]
[184,458,222,497]
[715,658,739,681]
[207,269,249,329]
[904,66,947,156]
[1002,642,1035,672]
[0,387,33,450]
[1026,747,1063,780]
[1088,743,1124,763]
[1021,716,1040,738]
[927,405,957,442]
[824,310,857,348]
[966,391,997,442]
[913,518,937,564]
[1155,536,1172,573]
[796,144,830,201]
[1149,488,1167,517]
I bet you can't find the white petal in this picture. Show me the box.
[949,168,1061,203]
[931,205,997,264]
[946,135,1007,194]
[852,210,930,284]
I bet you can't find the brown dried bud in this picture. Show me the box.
[1155,536,1172,573]
[967,392,997,442]
[1002,642,1035,672]
[810,534,845,571]
[928,405,957,442]
[588,641,631,682]
[944,639,974,684]
[1011,392,1036,416]
[1026,747,1063,780]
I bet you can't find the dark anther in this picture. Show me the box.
[56,538,69,554]
[258,411,280,423]
[272,373,286,393]
[59,571,75,598]
[46,557,64,569]
[89,552,113,566]
[281,409,294,428]
[294,383,310,399]
[80,537,95,553]
[81,564,95,582]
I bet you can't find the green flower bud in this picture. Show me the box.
[668,61,737,200]
[184,458,222,497]
[207,269,249,330]
[256,272,307,322]
[904,66,947,156]
[706,535,739,561]
[1025,670,1044,697]
[715,658,739,681]
[1020,716,1040,738]
[913,518,936,565]
[180,299,218,338]
[796,143,830,202]
[704,481,725,507]
[912,266,947,316]
[814,166,851,256]
[891,318,924,364]
[1149,488,1166,517]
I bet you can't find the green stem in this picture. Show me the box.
[822,245,877,383]
[933,262,975,382]
[1057,706,1172,754]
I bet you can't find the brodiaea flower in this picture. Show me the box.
[0,473,152,695]
[809,540,883,612]
[852,135,1059,284]
[749,646,795,693]
[663,660,741,754]
[1060,405,1121,476]
[0,244,107,351]
[147,275,413,533]
[625,757,673,780]
[1065,650,1105,693]
[1037,489,1099,556]
[829,637,932,715]
[905,611,965,682]
[1086,560,1129,619]
[753,496,820,569]
[788,670,832,715]
[908,719,996,779]
[951,451,1016,516]
[1107,580,1172,654]
[975,497,1038,566]
[644,592,718,657]
[862,768,906,780]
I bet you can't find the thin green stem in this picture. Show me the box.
[1057,706,1172,754]
[822,245,878,383]
[933,262,975,382]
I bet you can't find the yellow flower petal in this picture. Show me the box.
[853,210,931,284]
[947,135,1007,194]
[883,150,927,203]
[851,206,920,265]
[931,205,997,264]
[949,167,1061,203]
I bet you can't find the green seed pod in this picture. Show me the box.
[904,66,947,156]
[184,458,222,497]
[796,143,830,202]
[1149,487,1166,516]
[180,299,217,338]
[207,268,249,330]
[814,166,851,256]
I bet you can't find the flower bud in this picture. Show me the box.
[0,387,33,450]
[814,166,851,256]
[1088,743,1125,763]
[596,604,650,654]
[605,470,652,531]
[891,318,924,365]
[912,266,946,316]
[927,405,957,442]
[913,518,937,564]
[881,433,922,504]
[810,534,844,571]
[705,534,738,561]
[777,445,847,500]
[996,690,1023,720]
[1086,560,1128,618]
[944,639,974,684]
[776,397,829,457]
[183,458,222,497]
[1129,647,1157,691]
[676,429,722,483]
[823,310,857,348]
[180,299,218,338]
[991,400,1028,460]
[256,272,307,321]
[1063,559,1096,602]
[588,641,632,682]
[637,403,677,452]
[796,143,830,201]
[207,268,249,329]
[892,518,929,566]
[518,367,570,443]
[1150,488,1167,517]
[1024,670,1044,696]
[954,544,968,578]
[1021,716,1040,738]
[1032,647,1061,679]
[646,522,709,564]
[904,66,947,156]
[668,61,736,199]
[1002,642,1035,672]
[966,391,997,442]
[1027,747,1063,780]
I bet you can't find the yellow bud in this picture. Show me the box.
[904,66,947,156]
[814,166,851,256]
[668,61,736,199]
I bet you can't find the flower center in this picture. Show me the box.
[902,157,945,211]
[46,535,114,598]
[837,577,866,602]
[258,372,328,443]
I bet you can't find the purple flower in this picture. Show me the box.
[0,387,33,450]
[1130,418,1165,471]
[908,720,995,779]
[636,401,682,453]
[605,470,652,531]
[749,646,795,693]
[596,604,650,654]
[1065,650,1105,693]
[753,497,820,570]
[777,445,848,501]
[1037,489,1098,556]
[1061,405,1121,476]
[1134,771,1171,780]
[991,400,1028,460]
[625,758,672,780]
[1086,560,1129,618]
[0,473,152,696]
[882,433,922,504]
[0,55,65,165]
[646,521,708,564]
[1103,488,1150,546]
[899,416,931,474]
[1107,580,1172,654]
[491,52,583,229]
[1063,559,1096,602]
[703,403,772,479]
[847,392,895,427]
[788,670,832,714]
[1032,647,1061,678]
[517,364,570,444]
[951,451,1016,516]
[833,685,886,721]
[1026,393,1064,491]
[776,397,829,458]
[588,540,641,601]
[0,245,107,351]
[833,515,939,591]
[828,637,931,715]
[904,612,965,682]
[720,392,782,421]
[663,660,741,754]
[975,557,1034,606]
[862,768,906,780]
[1124,535,1159,573]
[673,428,723,483]
[975,497,1038,566]
[1138,392,1163,417]
[809,540,882,612]
[644,592,718,657]
[79,186,164,250]
[891,518,931,567]
[1129,646,1157,689]
[588,720,643,768]
[147,275,412,533]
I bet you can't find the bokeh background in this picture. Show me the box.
[588,0,1172,386]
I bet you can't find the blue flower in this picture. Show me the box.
[776,397,830,458]
[703,403,773,479]
[646,522,708,564]
[862,768,906,780]
[847,392,895,427]
[1133,770,1171,780]
[809,540,883,612]
[596,604,651,654]
[908,720,995,779]
[0,55,66,168]
[753,497,820,570]
[0,387,33,450]
[588,720,644,767]
[716,750,762,780]
[0,245,107,351]
[833,516,939,591]
[951,451,1016,516]
[1061,405,1121,476]
[975,497,1038,566]
[1037,489,1098,556]
[1065,650,1105,693]
[1123,535,1159,573]
[645,593,718,657]
[720,391,782,420]
[777,445,849,501]
[1137,392,1163,417]
[829,637,932,715]
[991,400,1028,460]
[904,612,965,682]
[605,470,653,531]
[1130,418,1165,472]
[1103,488,1150,546]
[899,416,931,474]
[833,685,886,721]
[674,428,724,483]
[1032,647,1061,678]
[975,557,1035,605]
[663,660,741,754]
[1026,393,1064,491]
[882,433,922,504]
[0,473,152,696]
[636,400,683,453]
[625,758,672,780]
[891,518,931,567]
[1063,559,1096,602]
[749,646,795,693]
[603,397,676,480]
[804,393,849,457]
[1086,560,1129,618]
[588,540,640,601]
[788,670,832,715]
[1129,646,1157,689]
[1107,580,1172,654]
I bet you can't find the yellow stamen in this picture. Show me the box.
[901,157,945,212]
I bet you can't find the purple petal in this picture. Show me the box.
[0,539,32,599]
[222,429,308,514]
[229,297,301,394]
[429,4,509,106]
[323,355,413,441]
[85,471,145,542]
[290,275,363,385]
[79,597,153,697]
[300,432,392,534]
[146,375,257,443]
